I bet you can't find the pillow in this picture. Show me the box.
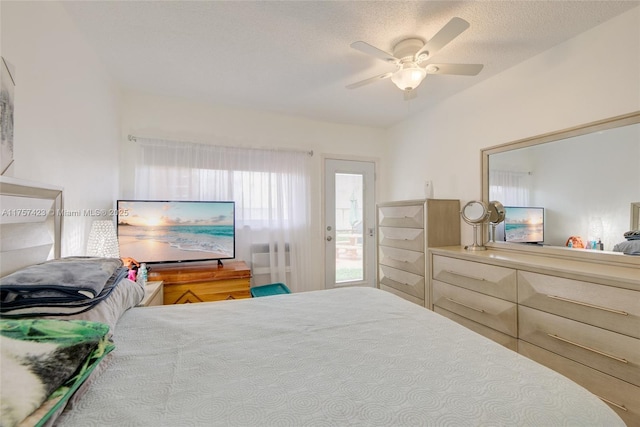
[26,279,143,424]
[17,352,115,427]
[0,319,114,427]
[613,239,640,255]
[44,278,144,337]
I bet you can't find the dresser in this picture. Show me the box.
[148,261,251,304]
[429,246,640,425]
[376,199,460,307]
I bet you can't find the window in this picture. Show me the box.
[132,138,312,292]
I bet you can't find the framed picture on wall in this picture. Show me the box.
[1,56,15,175]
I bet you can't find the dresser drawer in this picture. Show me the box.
[432,280,517,337]
[432,255,517,302]
[435,306,518,351]
[519,340,640,426]
[164,278,251,304]
[518,271,640,339]
[519,306,640,386]
[380,284,424,306]
[378,245,425,276]
[377,204,423,228]
[378,227,424,252]
[379,265,425,299]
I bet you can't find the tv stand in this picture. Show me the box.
[217,259,224,268]
[148,261,251,304]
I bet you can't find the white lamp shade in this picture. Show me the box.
[391,63,427,91]
[588,216,604,242]
[87,220,120,258]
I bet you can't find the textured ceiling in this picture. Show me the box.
[62,1,638,128]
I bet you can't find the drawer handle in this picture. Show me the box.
[596,395,628,412]
[446,297,485,313]
[547,334,628,364]
[384,256,411,264]
[546,294,628,316]
[445,270,486,282]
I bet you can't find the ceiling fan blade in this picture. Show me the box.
[415,17,470,60]
[403,89,418,101]
[346,72,393,89]
[425,63,484,76]
[350,41,399,63]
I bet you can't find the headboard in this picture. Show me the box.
[0,176,63,277]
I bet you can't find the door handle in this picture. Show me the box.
[326,236,332,241]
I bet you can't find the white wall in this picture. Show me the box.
[120,91,388,290]
[384,7,640,247]
[1,2,121,255]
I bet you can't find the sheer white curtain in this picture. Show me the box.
[489,170,532,206]
[132,138,313,293]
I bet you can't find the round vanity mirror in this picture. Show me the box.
[461,201,489,251]
[488,200,505,243]
[461,200,489,225]
[488,201,505,224]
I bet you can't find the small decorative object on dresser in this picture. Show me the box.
[376,199,460,307]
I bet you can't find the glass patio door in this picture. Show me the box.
[324,159,375,288]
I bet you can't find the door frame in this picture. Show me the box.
[322,154,379,289]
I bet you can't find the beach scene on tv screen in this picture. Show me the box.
[505,208,544,243]
[117,201,234,263]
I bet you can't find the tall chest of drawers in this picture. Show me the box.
[376,199,460,308]
[429,247,640,425]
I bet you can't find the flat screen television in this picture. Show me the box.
[116,200,235,264]
[500,206,545,244]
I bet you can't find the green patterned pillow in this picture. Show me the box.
[0,319,114,427]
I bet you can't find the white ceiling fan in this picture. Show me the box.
[347,17,484,100]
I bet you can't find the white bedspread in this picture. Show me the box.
[58,287,623,426]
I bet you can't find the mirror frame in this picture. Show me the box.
[481,110,640,268]
[631,202,640,230]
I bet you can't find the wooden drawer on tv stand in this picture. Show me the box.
[163,278,251,304]
[148,260,251,304]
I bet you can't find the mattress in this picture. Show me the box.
[57,287,623,426]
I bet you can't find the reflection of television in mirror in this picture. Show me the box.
[117,200,235,264]
[496,206,544,244]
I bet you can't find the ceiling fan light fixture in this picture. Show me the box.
[391,63,426,91]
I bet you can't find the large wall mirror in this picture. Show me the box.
[481,111,640,266]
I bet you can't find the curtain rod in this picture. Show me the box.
[127,135,313,157]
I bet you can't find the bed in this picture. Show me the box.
[0,177,626,426]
